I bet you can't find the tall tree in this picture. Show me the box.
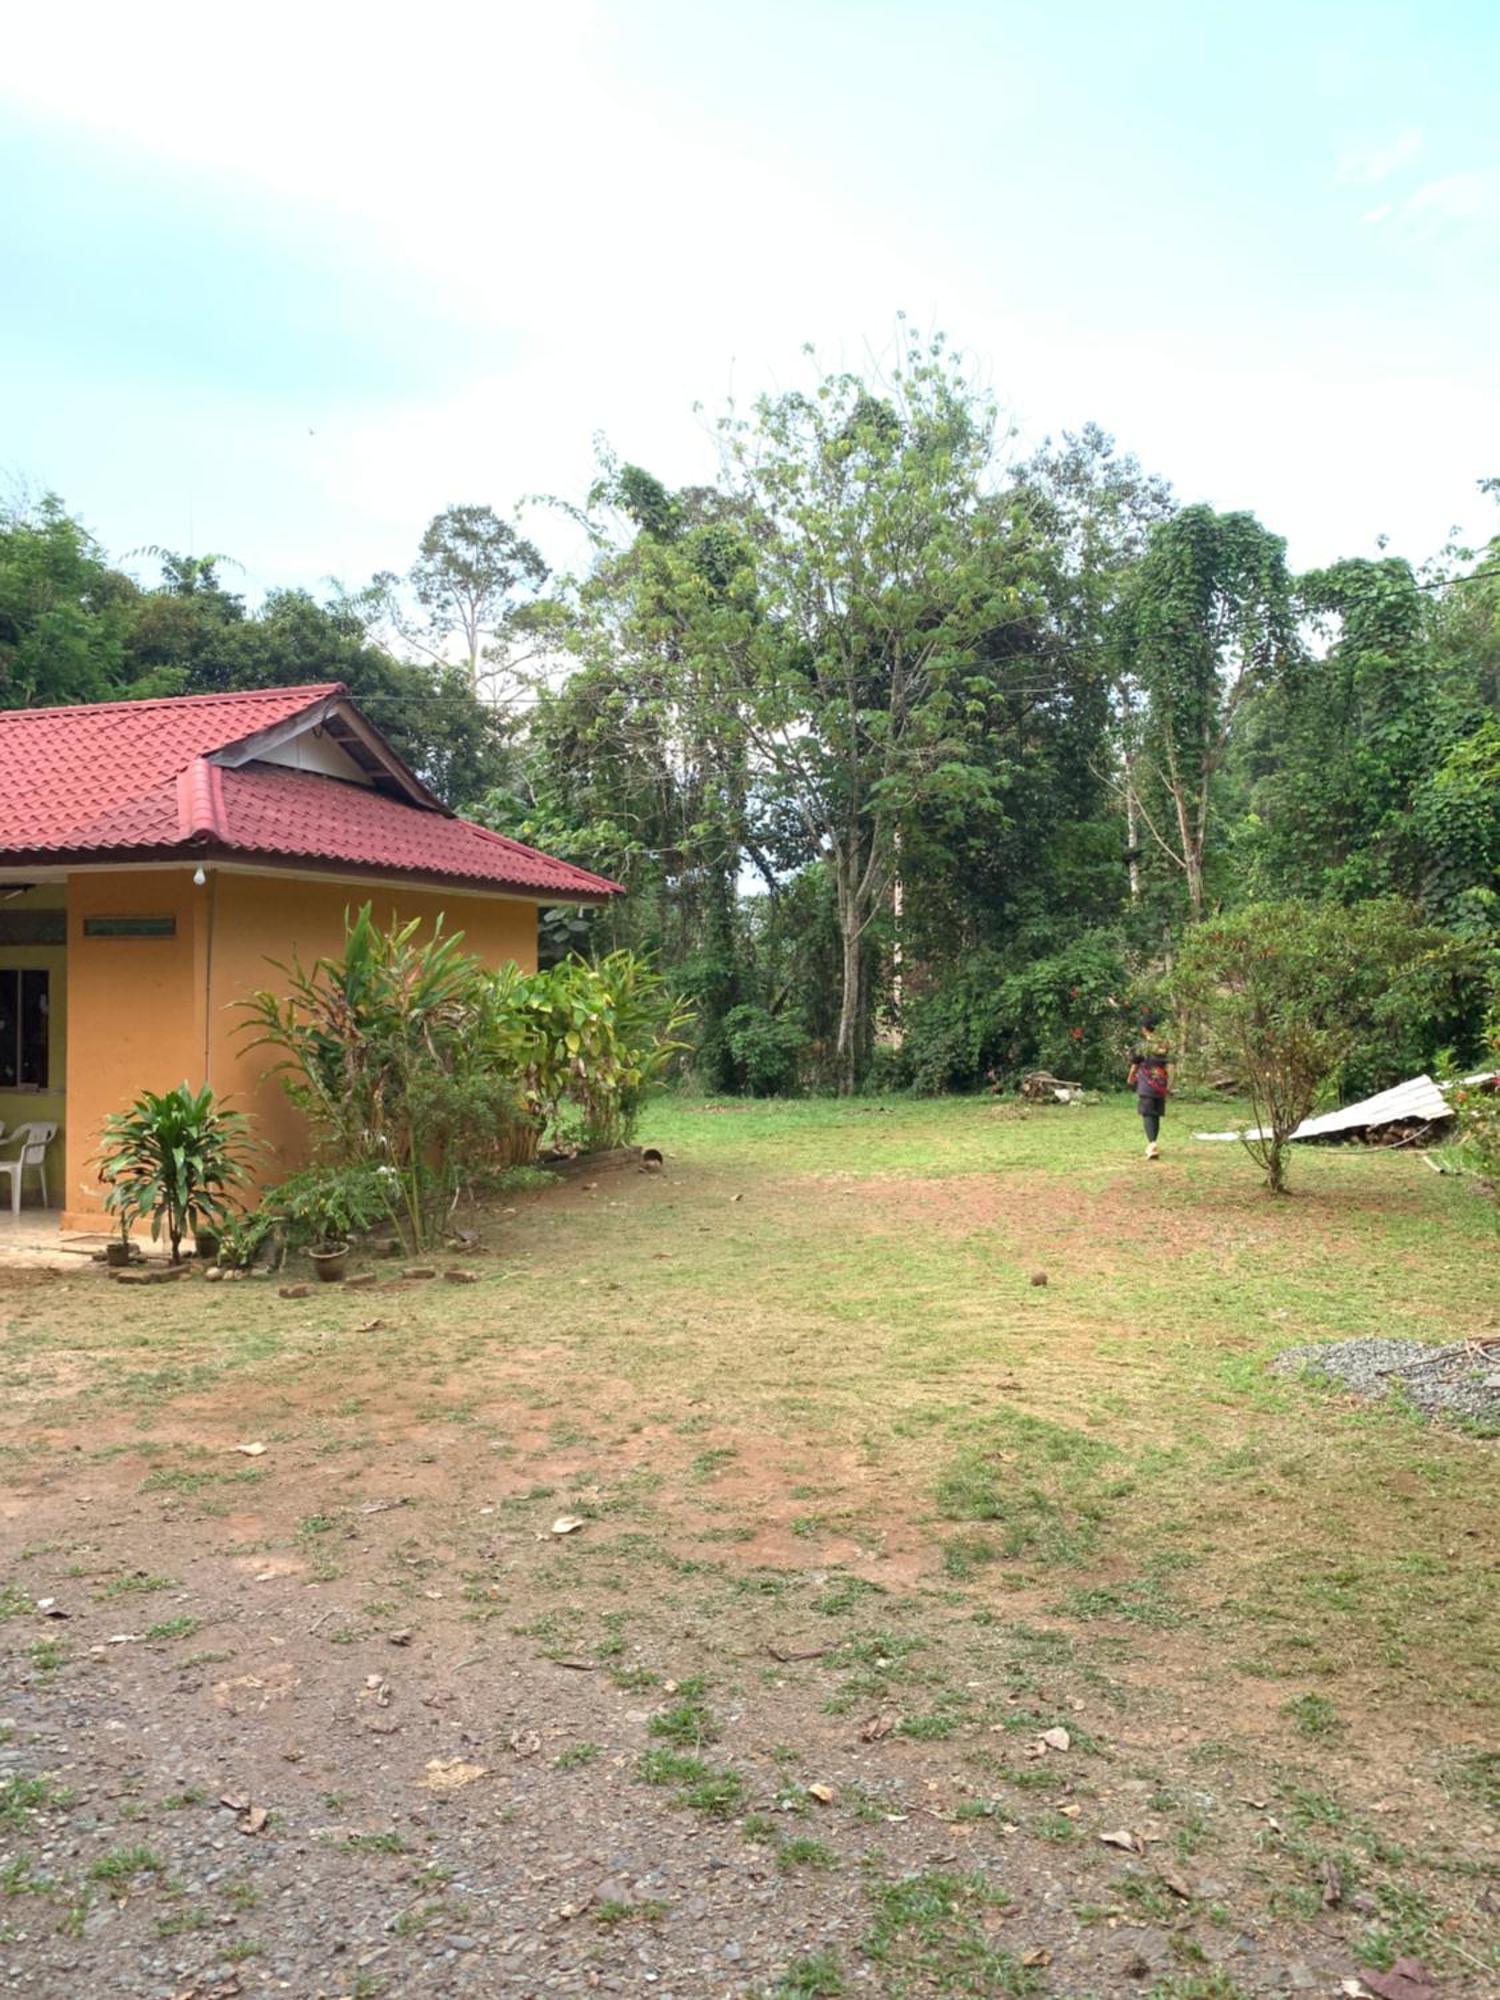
[715,337,1020,1090]
[383,504,548,697]
[1242,557,1430,902]
[1006,426,1174,909]
[507,460,770,1073]
[1118,505,1298,920]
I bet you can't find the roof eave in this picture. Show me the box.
[0,840,620,904]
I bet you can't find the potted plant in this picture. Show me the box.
[309,1240,349,1284]
[104,1211,135,1269]
[269,1165,392,1283]
[95,1083,254,1266]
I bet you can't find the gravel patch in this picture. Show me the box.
[1275,1336,1500,1425]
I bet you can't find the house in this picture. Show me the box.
[0,683,620,1229]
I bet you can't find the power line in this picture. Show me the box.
[1416,562,1500,592]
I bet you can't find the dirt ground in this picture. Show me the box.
[1,1098,1496,1999]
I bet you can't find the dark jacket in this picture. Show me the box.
[1129,1056,1170,1103]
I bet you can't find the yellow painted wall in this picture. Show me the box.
[0,883,68,1197]
[62,868,539,1230]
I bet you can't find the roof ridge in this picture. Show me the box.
[0,682,345,724]
[176,757,226,841]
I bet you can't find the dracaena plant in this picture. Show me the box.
[95,1082,255,1264]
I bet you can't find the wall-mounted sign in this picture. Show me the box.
[82,915,178,939]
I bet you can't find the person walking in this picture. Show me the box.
[1128,1045,1170,1160]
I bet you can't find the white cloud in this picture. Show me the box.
[1400,169,1500,224]
[1335,127,1423,186]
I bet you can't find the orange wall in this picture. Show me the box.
[64,870,202,1227]
[62,868,538,1229]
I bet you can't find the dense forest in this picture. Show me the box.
[5,336,1498,1096]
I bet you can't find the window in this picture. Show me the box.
[0,969,49,1089]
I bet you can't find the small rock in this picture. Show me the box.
[1030,1270,1048,1287]
[278,1283,310,1300]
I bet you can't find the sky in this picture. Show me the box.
[2,0,1498,607]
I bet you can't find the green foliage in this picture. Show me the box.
[1283,1692,1342,1738]
[1418,718,1500,932]
[244,909,687,1243]
[0,493,130,707]
[637,1747,745,1816]
[240,905,511,1248]
[95,1082,254,1264]
[862,1871,1038,1996]
[768,1951,846,1997]
[720,1003,805,1096]
[898,932,1129,1093]
[1118,503,1299,920]
[1245,558,1429,905]
[1450,1008,1500,1200]
[487,951,693,1152]
[1172,900,1470,1191]
[402,502,548,691]
[266,1164,396,1251]
[12,408,1500,1115]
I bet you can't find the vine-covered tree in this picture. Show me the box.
[1117,505,1298,920]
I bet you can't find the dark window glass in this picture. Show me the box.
[0,969,49,1088]
[0,972,15,1088]
[20,971,48,1086]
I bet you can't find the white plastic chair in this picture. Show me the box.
[0,1121,56,1214]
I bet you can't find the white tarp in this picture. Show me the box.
[1194,1071,1496,1145]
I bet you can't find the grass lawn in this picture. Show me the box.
[1,1093,1496,1997]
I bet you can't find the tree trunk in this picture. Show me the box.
[1122,752,1142,903]
[889,838,905,1047]
[1266,1133,1288,1194]
[835,905,864,1096]
[1181,832,1205,923]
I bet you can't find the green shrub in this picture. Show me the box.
[486,950,692,1151]
[1173,899,1473,1192]
[721,1003,804,1096]
[266,1164,395,1251]
[1450,1007,1500,1202]
[243,907,689,1243]
[899,931,1130,1094]
[95,1082,254,1264]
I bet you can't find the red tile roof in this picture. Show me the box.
[0,685,619,901]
